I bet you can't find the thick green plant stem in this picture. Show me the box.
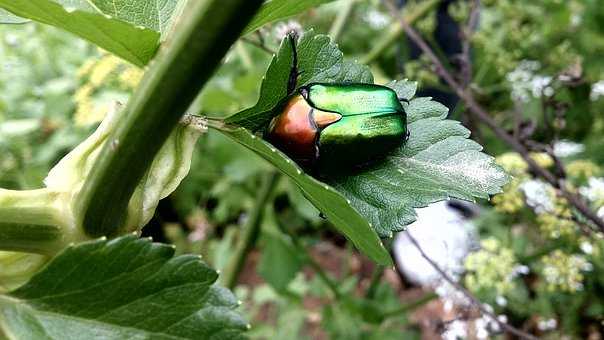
[76,0,263,237]
[360,0,439,64]
[222,172,280,289]
[0,189,65,254]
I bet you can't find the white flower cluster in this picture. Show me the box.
[553,140,584,158]
[506,60,553,102]
[542,252,593,292]
[442,319,467,340]
[521,179,555,214]
[442,305,507,340]
[579,177,604,202]
[537,318,558,331]
[364,10,390,29]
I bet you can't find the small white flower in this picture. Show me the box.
[531,75,553,97]
[580,241,594,255]
[521,179,554,214]
[507,60,556,101]
[443,320,468,340]
[273,20,303,41]
[590,80,604,101]
[512,265,530,276]
[4,33,18,46]
[537,318,558,331]
[482,303,494,314]
[579,178,604,202]
[496,295,508,307]
[571,13,582,27]
[364,10,390,29]
[598,206,604,220]
[475,317,490,339]
[553,140,584,158]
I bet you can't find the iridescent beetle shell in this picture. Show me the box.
[265,83,408,172]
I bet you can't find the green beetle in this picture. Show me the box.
[265,34,408,173]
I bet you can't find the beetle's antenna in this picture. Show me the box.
[287,31,300,95]
[398,97,410,104]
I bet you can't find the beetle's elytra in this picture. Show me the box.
[264,33,408,173]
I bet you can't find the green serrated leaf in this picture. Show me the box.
[0,0,162,66]
[0,235,247,340]
[225,30,373,131]
[328,81,510,237]
[223,34,430,261]
[214,126,391,266]
[224,37,294,131]
[221,32,507,248]
[243,0,335,35]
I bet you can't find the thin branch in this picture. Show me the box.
[405,233,539,340]
[221,172,280,289]
[241,36,276,54]
[276,224,343,299]
[384,0,604,234]
[459,0,480,88]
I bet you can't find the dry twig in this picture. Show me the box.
[406,233,539,340]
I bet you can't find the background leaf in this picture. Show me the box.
[243,0,336,35]
[328,81,509,237]
[0,235,248,339]
[0,0,162,66]
[258,231,303,292]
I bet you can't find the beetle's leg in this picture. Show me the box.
[398,97,410,104]
[287,31,300,95]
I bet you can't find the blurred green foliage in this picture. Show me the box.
[3,0,604,338]
[0,23,97,189]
